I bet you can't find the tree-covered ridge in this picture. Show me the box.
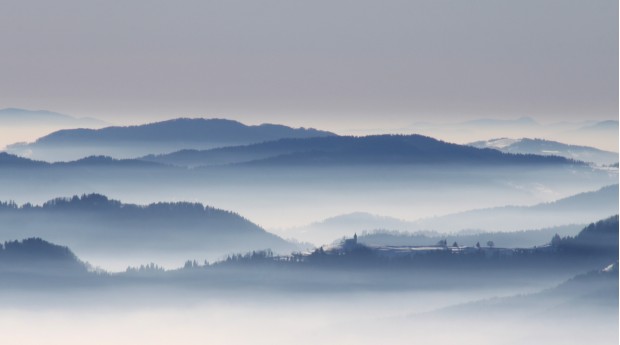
[142,134,581,168]
[1,238,78,261]
[469,137,619,165]
[0,193,298,266]
[0,238,88,274]
[553,215,619,256]
[0,193,254,222]
[0,216,616,295]
[0,152,48,167]
[207,215,619,270]
[0,152,169,168]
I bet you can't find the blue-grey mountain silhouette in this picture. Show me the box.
[142,134,579,168]
[0,238,88,275]
[286,185,619,244]
[0,152,48,168]
[406,184,619,233]
[6,118,336,161]
[579,120,619,132]
[0,194,299,269]
[469,138,618,165]
[0,152,170,169]
[0,108,106,127]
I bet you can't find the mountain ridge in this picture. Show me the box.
[0,193,300,270]
[142,135,580,168]
[284,185,619,244]
[469,137,618,165]
[6,117,336,161]
[0,108,106,127]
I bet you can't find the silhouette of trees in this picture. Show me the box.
[184,260,200,269]
[551,234,561,247]
[555,216,618,256]
[224,249,275,264]
[126,262,165,273]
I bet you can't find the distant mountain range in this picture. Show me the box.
[469,138,618,166]
[2,135,582,169]
[407,118,618,152]
[0,108,106,127]
[412,184,619,232]
[6,118,336,161]
[459,116,541,127]
[285,185,619,244]
[0,148,613,237]
[578,120,619,132]
[0,152,168,169]
[142,135,578,168]
[0,108,108,152]
[0,194,299,270]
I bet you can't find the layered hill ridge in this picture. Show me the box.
[285,185,619,244]
[0,152,168,169]
[0,193,299,270]
[0,238,88,276]
[33,118,334,144]
[469,137,618,165]
[142,135,579,168]
[2,134,584,169]
[0,108,106,127]
[6,118,336,161]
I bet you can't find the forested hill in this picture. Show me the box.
[6,118,336,161]
[143,134,580,168]
[0,194,298,268]
[0,238,88,273]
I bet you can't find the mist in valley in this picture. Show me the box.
[2,285,615,345]
[0,216,617,344]
[0,157,615,230]
[0,114,617,345]
[1,0,617,340]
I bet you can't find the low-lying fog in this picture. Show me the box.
[0,165,615,230]
[0,286,615,345]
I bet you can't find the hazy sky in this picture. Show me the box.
[1,0,617,131]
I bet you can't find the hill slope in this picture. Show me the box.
[142,135,578,168]
[0,194,299,270]
[6,118,335,161]
[413,184,619,232]
[286,185,618,244]
[0,238,88,275]
[469,138,618,165]
[0,108,105,127]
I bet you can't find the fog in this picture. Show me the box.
[0,273,615,345]
[1,307,614,345]
[402,120,619,153]
[0,157,615,271]
[0,164,614,231]
[0,214,616,344]
[1,0,616,342]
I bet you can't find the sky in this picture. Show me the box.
[0,0,617,131]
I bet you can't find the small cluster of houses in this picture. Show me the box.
[322,233,551,259]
